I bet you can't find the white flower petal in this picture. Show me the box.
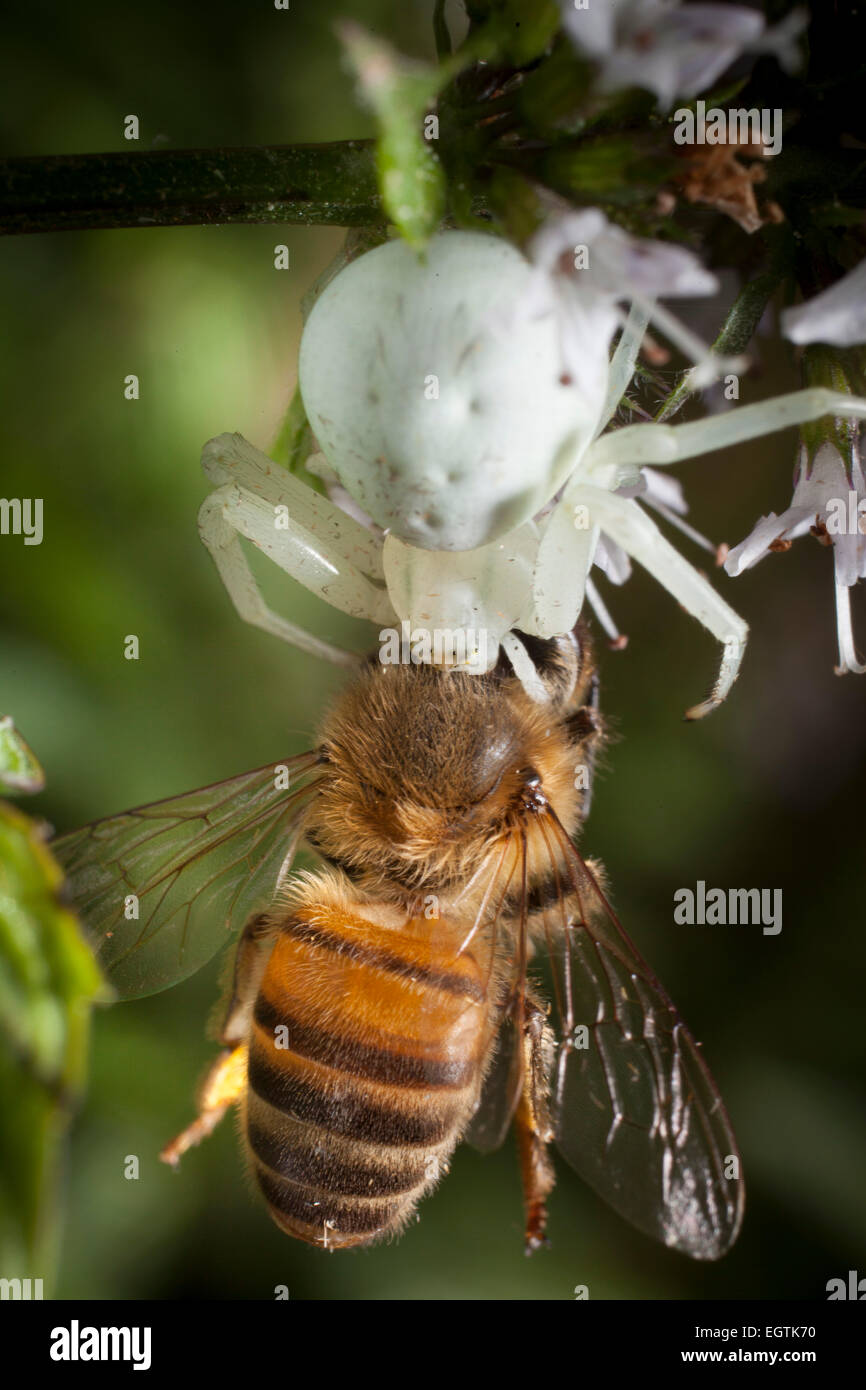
[595,231,719,299]
[556,285,620,400]
[561,0,805,109]
[781,259,866,347]
[645,7,765,97]
[524,209,719,420]
[833,531,866,588]
[640,465,689,515]
[558,0,621,58]
[750,8,809,75]
[726,439,866,676]
[791,439,851,508]
[528,210,717,302]
[528,209,608,275]
[835,578,866,674]
[594,533,633,585]
[724,507,814,575]
[585,575,626,644]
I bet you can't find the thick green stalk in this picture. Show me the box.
[0,141,382,236]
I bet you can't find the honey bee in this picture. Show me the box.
[54,624,743,1257]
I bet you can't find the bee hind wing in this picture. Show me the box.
[538,809,745,1260]
[464,1011,523,1154]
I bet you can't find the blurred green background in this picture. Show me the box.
[1,0,864,1301]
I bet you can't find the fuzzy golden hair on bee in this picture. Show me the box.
[305,631,598,906]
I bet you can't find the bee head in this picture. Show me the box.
[309,639,586,894]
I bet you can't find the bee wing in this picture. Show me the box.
[535,807,744,1260]
[52,752,322,999]
[464,1012,523,1154]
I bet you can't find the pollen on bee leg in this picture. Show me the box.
[160,1044,248,1169]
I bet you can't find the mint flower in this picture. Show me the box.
[725,441,866,674]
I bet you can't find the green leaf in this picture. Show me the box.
[0,800,105,1283]
[801,344,866,467]
[491,0,560,67]
[486,166,545,244]
[0,717,45,796]
[465,0,560,65]
[338,22,446,248]
[536,133,676,206]
[269,381,324,495]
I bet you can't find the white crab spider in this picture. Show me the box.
[199,225,866,715]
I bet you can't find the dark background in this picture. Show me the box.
[0,1,863,1300]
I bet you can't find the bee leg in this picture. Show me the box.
[515,994,556,1256]
[565,666,602,820]
[160,1043,248,1169]
[161,914,277,1169]
[220,911,278,1045]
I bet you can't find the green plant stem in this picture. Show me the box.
[654,265,786,423]
[0,141,383,236]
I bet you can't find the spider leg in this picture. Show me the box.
[531,499,600,639]
[578,488,748,719]
[198,436,397,666]
[587,388,866,473]
[202,432,385,577]
[594,302,651,439]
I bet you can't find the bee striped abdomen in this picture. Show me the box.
[244,897,494,1249]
